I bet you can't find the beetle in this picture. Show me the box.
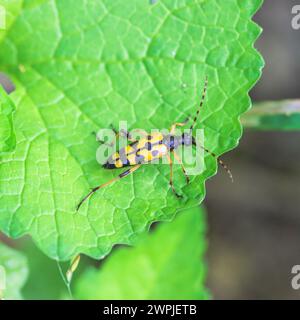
[77,77,232,210]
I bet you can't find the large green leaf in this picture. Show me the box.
[0,242,28,299]
[0,85,16,153]
[75,206,209,300]
[0,0,264,260]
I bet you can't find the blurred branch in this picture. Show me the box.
[242,100,300,130]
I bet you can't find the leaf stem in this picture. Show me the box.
[56,261,73,300]
[242,99,300,130]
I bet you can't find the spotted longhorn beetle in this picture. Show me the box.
[77,77,233,210]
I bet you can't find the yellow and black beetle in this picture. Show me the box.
[77,77,232,210]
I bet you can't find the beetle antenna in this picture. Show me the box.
[192,138,233,182]
[189,76,208,131]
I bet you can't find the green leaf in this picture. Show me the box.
[0,0,264,260]
[0,85,16,153]
[20,238,93,300]
[75,206,209,300]
[242,100,300,130]
[0,242,28,299]
[21,239,68,300]
[0,0,23,44]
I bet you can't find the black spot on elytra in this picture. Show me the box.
[145,142,152,150]
[135,154,144,164]
[152,150,159,157]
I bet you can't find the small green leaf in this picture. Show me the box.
[0,0,264,260]
[0,242,28,300]
[242,100,300,130]
[21,239,68,300]
[0,85,16,153]
[75,206,209,300]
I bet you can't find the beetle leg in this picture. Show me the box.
[92,126,135,147]
[172,150,190,184]
[91,131,116,147]
[169,117,190,135]
[130,129,148,141]
[166,153,183,198]
[76,164,141,211]
[109,124,137,142]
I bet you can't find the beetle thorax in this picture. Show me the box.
[163,133,192,150]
